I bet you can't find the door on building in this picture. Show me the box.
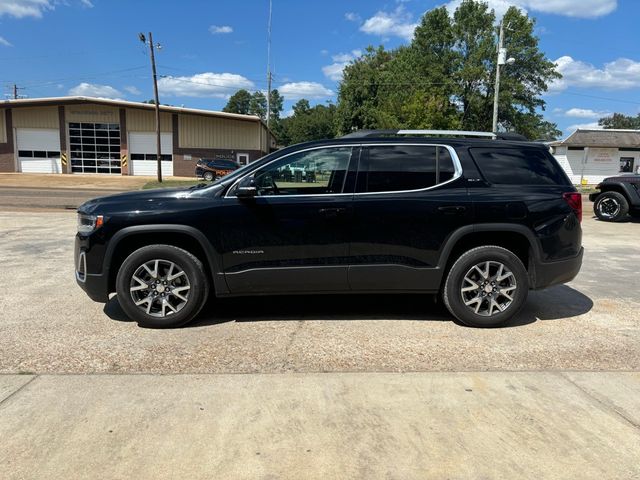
[17,129,61,173]
[236,153,250,166]
[129,132,173,176]
[219,146,356,293]
[69,122,121,174]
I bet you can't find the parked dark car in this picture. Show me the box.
[195,158,239,181]
[589,173,640,221]
[76,130,583,329]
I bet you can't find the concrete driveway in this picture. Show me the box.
[0,203,639,479]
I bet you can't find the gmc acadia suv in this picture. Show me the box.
[75,130,583,328]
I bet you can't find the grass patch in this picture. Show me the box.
[576,186,598,194]
[142,179,206,190]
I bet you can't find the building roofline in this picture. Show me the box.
[0,96,274,135]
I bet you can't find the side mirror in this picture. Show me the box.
[235,176,257,198]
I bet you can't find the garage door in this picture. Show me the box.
[129,132,173,176]
[17,129,62,174]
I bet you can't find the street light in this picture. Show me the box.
[492,21,515,133]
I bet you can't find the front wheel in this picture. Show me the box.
[443,246,529,328]
[115,245,209,328]
[203,171,215,181]
[594,192,629,221]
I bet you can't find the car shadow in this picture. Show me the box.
[103,284,593,329]
[591,214,640,223]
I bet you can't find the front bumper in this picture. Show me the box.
[75,236,109,303]
[531,247,583,290]
[588,192,600,202]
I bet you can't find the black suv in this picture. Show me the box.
[195,158,239,181]
[589,174,640,221]
[76,130,583,328]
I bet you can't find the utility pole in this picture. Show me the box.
[139,32,163,182]
[6,84,25,100]
[492,22,515,133]
[266,0,273,128]
[492,22,504,134]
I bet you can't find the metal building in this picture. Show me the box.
[0,97,276,176]
[550,128,640,184]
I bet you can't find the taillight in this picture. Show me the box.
[563,192,582,223]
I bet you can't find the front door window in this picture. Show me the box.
[253,147,352,196]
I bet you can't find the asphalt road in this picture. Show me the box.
[0,205,639,374]
[0,186,119,210]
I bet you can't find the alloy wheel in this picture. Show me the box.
[460,261,517,317]
[598,197,621,219]
[129,259,191,317]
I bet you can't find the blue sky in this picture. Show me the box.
[0,0,638,136]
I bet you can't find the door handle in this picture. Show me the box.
[438,206,467,215]
[319,207,347,217]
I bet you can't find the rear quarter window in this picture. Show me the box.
[470,147,571,186]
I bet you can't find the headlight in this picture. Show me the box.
[77,214,104,234]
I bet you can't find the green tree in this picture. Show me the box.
[223,89,252,114]
[268,89,284,122]
[598,113,640,129]
[335,0,560,139]
[249,91,267,120]
[281,100,337,145]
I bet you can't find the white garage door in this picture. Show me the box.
[129,132,173,176]
[17,129,62,174]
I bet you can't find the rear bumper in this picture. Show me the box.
[532,247,583,290]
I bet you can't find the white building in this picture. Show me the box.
[550,129,640,185]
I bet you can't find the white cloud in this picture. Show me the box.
[360,6,418,41]
[0,36,12,47]
[158,72,254,98]
[445,0,616,19]
[563,108,610,119]
[0,0,52,18]
[80,0,93,7]
[68,83,123,99]
[565,121,603,133]
[345,12,361,22]
[278,82,334,100]
[124,85,141,95]
[550,56,640,91]
[209,25,233,34]
[322,49,362,82]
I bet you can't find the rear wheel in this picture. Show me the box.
[115,245,209,328]
[594,192,629,221]
[203,171,215,181]
[443,246,529,328]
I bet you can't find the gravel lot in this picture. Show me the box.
[0,204,638,374]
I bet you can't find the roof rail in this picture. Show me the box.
[340,129,528,141]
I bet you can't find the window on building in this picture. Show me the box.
[357,145,456,193]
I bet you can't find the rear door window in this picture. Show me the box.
[357,145,456,193]
[470,147,571,186]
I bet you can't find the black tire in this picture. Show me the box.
[443,246,529,328]
[203,171,215,181]
[594,192,629,222]
[115,245,209,328]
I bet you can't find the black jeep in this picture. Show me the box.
[76,130,583,329]
[589,174,640,222]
